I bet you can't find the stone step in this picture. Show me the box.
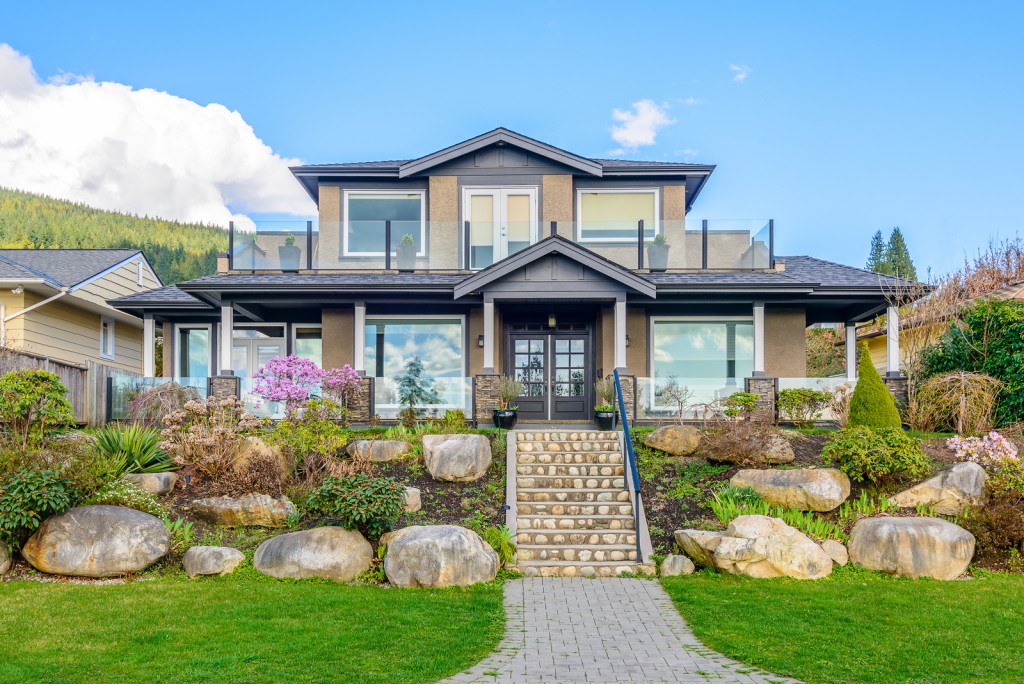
[516,544,638,562]
[516,464,626,478]
[513,562,656,578]
[517,514,635,531]
[516,452,623,464]
[516,530,636,546]
[517,488,632,503]
[515,431,618,442]
[516,501,634,516]
[516,476,625,489]
[516,441,619,453]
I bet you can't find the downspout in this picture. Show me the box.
[1,289,69,346]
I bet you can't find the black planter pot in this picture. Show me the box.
[492,409,518,429]
[594,410,615,431]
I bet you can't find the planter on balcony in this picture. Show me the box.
[278,245,301,271]
[647,243,669,271]
[396,243,417,272]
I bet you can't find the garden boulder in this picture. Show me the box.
[820,539,849,566]
[21,505,169,577]
[848,516,975,580]
[675,514,833,580]
[660,554,695,577]
[191,494,295,527]
[0,543,10,575]
[703,431,795,465]
[889,462,988,515]
[253,527,372,582]
[403,486,422,513]
[122,472,178,496]
[347,439,409,463]
[382,525,498,587]
[730,468,850,511]
[422,434,492,482]
[643,426,700,457]
[183,546,245,577]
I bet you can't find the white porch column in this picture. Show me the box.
[483,298,495,373]
[614,298,627,370]
[353,301,366,373]
[845,323,857,380]
[143,314,155,378]
[886,305,901,377]
[219,305,233,375]
[752,302,766,376]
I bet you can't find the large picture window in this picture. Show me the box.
[344,191,425,256]
[650,318,753,404]
[577,188,658,242]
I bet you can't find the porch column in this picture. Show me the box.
[886,305,901,377]
[353,301,366,374]
[482,297,495,373]
[845,322,857,380]
[614,297,627,371]
[143,314,155,378]
[219,305,233,375]
[752,301,766,376]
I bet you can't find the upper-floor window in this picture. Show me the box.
[577,188,658,243]
[100,317,115,359]
[343,190,425,257]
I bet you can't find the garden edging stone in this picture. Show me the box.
[382,524,498,587]
[730,467,850,511]
[889,462,988,515]
[253,527,372,582]
[191,493,296,527]
[183,546,245,577]
[848,516,975,580]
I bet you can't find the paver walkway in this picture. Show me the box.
[440,578,801,684]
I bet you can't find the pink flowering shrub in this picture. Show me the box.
[252,357,361,414]
[323,364,361,407]
[948,431,1023,493]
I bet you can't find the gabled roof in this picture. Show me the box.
[453,235,657,299]
[0,249,158,290]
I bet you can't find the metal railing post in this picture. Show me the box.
[228,221,234,271]
[702,219,709,269]
[463,220,471,270]
[769,219,775,268]
[385,220,392,271]
[613,369,643,564]
[550,220,557,238]
[637,220,644,269]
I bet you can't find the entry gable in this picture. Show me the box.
[453,235,656,299]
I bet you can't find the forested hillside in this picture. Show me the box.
[0,187,228,284]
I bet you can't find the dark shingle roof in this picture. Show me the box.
[108,285,202,306]
[0,249,142,288]
[0,257,51,283]
[781,255,913,289]
[182,273,467,288]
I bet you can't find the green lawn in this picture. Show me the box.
[0,573,504,684]
[663,567,1024,684]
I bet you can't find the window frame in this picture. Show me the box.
[291,323,324,368]
[342,189,427,257]
[99,316,116,360]
[647,315,754,379]
[363,314,467,378]
[575,187,661,244]
[174,323,212,380]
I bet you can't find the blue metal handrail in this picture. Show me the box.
[613,369,644,564]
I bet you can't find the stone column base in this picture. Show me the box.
[883,375,910,417]
[208,374,240,403]
[474,375,501,427]
[608,373,636,424]
[744,376,778,423]
[347,376,375,424]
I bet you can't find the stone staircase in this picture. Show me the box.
[510,430,655,577]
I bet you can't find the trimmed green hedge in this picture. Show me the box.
[848,344,901,429]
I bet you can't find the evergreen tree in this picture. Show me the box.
[866,230,890,274]
[885,227,917,281]
[848,344,902,429]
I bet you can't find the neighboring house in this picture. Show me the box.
[0,249,162,373]
[110,127,912,422]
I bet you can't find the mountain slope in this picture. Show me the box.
[0,187,228,284]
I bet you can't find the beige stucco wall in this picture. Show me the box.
[468,306,484,375]
[626,307,647,375]
[429,176,459,269]
[765,307,807,377]
[542,174,574,238]
[161,322,172,377]
[322,307,355,370]
[316,185,342,267]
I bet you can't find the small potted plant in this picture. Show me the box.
[396,233,417,271]
[594,377,616,430]
[492,375,524,429]
[646,233,669,271]
[279,233,302,271]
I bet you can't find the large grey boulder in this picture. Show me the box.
[643,426,700,456]
[183,546,245,577]
[21,505,169,577]
[890,462,988,515]
[191,494,295,527]
[123,472,178,496]
[730,468,850,512]
[0,542,10,574]
[253,527,372,582]
[820,539,849,566]
[422,434,492,482]
[382,525,499,587]
[848,516,975,580]
[347,439,409,463]
[675,515,833,580]
[660,554,696,577]
[704,431,795,465]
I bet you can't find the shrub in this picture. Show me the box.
[848,344,902,429]
[0,434,119,501]
[92,426,176,476]
[159,398,261,482]
[594,377,616,409]
[0,369,77,447]
[251,355,325,415]
[821,425,931,484]
[948,432,1023,494]
[916,372,1002,435]
[84,480,165,517]
[826,381,854,428]
[777,388,830,428]
[958,491,1024,558]
[214,444,292,497]
[723,391,759,420]
[482,525,516,569]
[322,364,361,408]
[266,399,349,480]
[439,409,467,431]
[305,473,406,539]
[496,375,524,410]
[0,468,74,548]
[127,381,202,422]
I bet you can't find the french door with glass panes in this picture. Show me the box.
[230,325,286,379]
[509,333,590,421]
[465,187,538,269]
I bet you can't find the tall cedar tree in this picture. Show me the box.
[866,230,890,273]
[848,344,902,429]
[885,227,917,280]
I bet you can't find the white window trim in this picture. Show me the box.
[576,187,660,244]
[291,323,324,366]
[174,323,213,380]
[100,316,116,360]
[462,185,540,270]
[342,189,427,257]
[647,315,754,377]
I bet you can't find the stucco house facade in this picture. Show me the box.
[111,128,909,423]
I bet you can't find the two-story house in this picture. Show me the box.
[111,128,910,423]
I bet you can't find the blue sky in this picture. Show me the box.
[2,1,1022,276]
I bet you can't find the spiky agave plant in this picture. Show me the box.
[482,525,517,568]
[93,425,177,476]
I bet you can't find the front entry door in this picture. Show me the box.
[466,188,538,269]
[510,333,590,421]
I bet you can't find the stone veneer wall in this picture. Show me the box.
[474,374,501,427]
[609,373,637,424]
[348,376,374,424]
[883,376,910,418]
[744,376,778,423]
[209,375,240,402]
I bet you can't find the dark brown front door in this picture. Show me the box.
[509,332,591,421]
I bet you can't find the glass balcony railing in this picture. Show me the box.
[107,376,209,421]
[372,376,474,420]
[228,218,774,272]
[636,376,746,420]
[777,376,857,422]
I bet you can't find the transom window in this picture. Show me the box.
[577,188,658,242]
[343,190,425,256]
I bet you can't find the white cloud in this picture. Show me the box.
[673,148,700,161]
[0,44,314,227]
[610,99,675,151]
[730,64,751,83]
[676,96,704,106]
